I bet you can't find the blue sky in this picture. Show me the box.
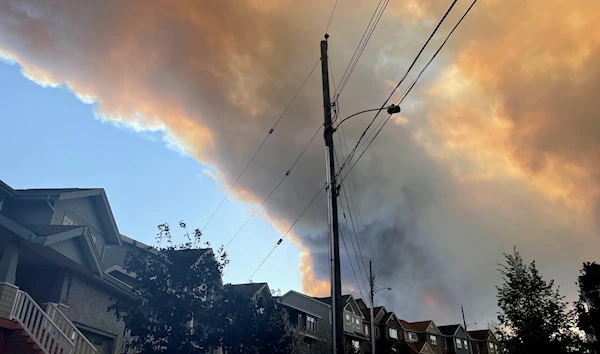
[0,61,302,292]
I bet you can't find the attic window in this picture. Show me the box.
[456,338,463,348]
[62,215,75,226]
[408,332,418,341]
[430,335,437,345]
[345,313,351,325]
[389,328,398,339]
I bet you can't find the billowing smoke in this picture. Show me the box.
[1,0,599,325]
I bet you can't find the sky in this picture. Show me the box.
[0,61,303,292]
[1,0,599,327]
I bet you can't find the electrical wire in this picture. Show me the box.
[224,125,322,249]
[325,0,340,34]
[338,0,477,185]
[201,59,320,233]
[339,226,367,299]
[334,0,460,181]
[333,0,389,101]
[247,182,327,282]
[334,143,371,290]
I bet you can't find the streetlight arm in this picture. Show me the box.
[333,105,400,130]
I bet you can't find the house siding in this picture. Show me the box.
[52,198,107,254]
[62,274,126,354]
[49,238,87,265]
[280,292,330,323]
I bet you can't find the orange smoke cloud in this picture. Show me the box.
[418,0,600,214]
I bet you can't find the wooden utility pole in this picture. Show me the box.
[320,34,344,354]
[370,260,376,354]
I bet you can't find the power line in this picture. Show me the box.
[201,59,320,233]
[325,0,340,34]
[334,0,460,181]
[247,182,326,282]
[339,227,367,299]
[339,0,477,185]
[224,125,322,249]
[333,0,389,100]
[335,152,370,289]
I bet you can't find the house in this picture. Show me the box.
[467,330,499,354]
[355,299,406,353]
[313,294,370,352]
[0,180,139,354]
[228,282,272,304]
[438,324,470,354]
[401,320,444,354]
[278,290,329,343]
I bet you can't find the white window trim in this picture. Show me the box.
[345,313,351,325]
[456,338,463,348]
[430,334,437,345]
[389,328,398,339]
[365,325,369,335]
[62,215,75,226]
[408,332,418,341]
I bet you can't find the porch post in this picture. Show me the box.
[0,242,20,319]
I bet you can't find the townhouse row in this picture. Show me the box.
[276,289,499,354]
[0,179,498,354]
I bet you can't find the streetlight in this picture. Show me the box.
[370,264,392,354]
[332,104,401,130]
[464,322,477,354]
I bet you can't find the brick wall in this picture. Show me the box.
[61,274,125,354]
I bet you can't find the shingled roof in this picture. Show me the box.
[438,324,461,336]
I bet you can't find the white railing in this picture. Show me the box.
[10,290,74,354]
[46,303,97,354]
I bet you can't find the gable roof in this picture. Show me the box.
[2,180,122,245]
[468,329,497,342]
[0,213,104,276]
[408,341,435,354]
[313,294,351,306]
[438,324,462,336]
[229,283,269,298]
[401,320,440,334]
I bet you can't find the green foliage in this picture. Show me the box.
[496,247,583,354]
[109,222,227,353]
[108,222,295,354]
[207,286,298,353]
[575,262,600,353]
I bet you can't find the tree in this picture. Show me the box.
[575,262,600,353]
[496,247,582,354]
[109,222,227,353]
[207,286,299,353]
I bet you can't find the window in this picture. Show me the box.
[389,328,398,339]
[307,316,316,331]
[365,325,369,336]
[456,338,463,348]
[354,317,361,328]
[430,335,437,345]
[444,338,448,350]
[62,215,75,225]
[345,313,351,325]
[463,339,468,348]
[408,332,418,341]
